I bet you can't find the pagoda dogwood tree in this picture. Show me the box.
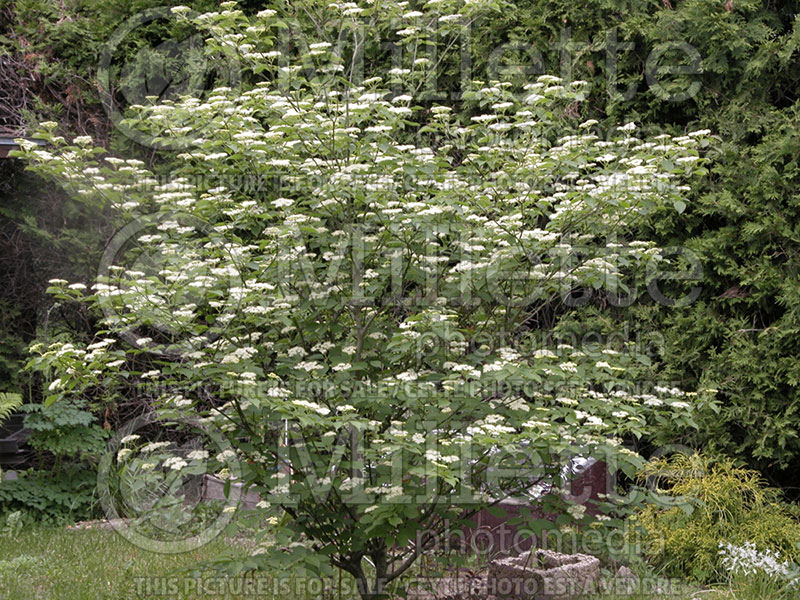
[21,1,713,597]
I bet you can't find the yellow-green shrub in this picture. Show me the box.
[633,453,800,583]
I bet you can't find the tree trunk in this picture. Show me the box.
[370,549,389,599]
[347,549,390,600]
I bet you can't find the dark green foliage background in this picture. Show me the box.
[466,0,800,490]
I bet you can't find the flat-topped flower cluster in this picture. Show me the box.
[19,0,714,595]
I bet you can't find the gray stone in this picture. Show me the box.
[201,474,261,508]
[488,550,601,599]
[615,566,635,579]
[611,565,638,595]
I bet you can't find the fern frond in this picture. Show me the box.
[0,393,23,425]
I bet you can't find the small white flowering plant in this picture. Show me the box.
[19,0,715,596]
[719,541,800,598]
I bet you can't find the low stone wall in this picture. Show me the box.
[407,550,601,600]
[488,550,600,599]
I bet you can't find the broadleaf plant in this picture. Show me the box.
[18,1,714,597]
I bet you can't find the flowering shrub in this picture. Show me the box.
[17,1,714,596]
[112,434,207,519]
[99,431,238,550]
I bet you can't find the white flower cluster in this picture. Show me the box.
[292,399,331,416]
[16,0,713,548]
[140,441,171,453]
[719,541,799,587]
[163,456,189,471]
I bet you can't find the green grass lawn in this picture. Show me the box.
[0,527,256,600]
[0,526,715,600]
